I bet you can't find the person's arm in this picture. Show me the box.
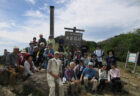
[98,69,101,81]
[80,74,83,82]
[117,69,120,78]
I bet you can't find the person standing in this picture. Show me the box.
[47,51,64,96]
[38,34,47,48]
[47,35,55,50]
[43,43,55,69]
[33,37,38,47]
[93,45,104,68]
[80,42,90,56]
[106,50,117,71]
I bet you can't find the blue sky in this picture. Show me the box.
[0,0,140,55]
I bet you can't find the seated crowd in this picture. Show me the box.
[3,34,122,95]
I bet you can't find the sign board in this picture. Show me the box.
[128,53,137,63]
[65,31,83,46]
[125,51,140,73]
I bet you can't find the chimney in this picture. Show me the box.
[50,6,54,38]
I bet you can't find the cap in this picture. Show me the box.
[54,51,59,55]
[21,50,26,54]
[88,62,93,66]
[14,46,19,49]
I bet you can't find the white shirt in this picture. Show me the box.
[94,49,103,62]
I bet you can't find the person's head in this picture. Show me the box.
[82,42,86,45]
[84,53,88,58]
[29,41,34,47]
[34,46,38,52]
[79,60,83,66]
[102,63,107,70]
[33,37,36,42]
[68,55,72,60]
[107,50,114,56]
[91,53,96,58]
[13,46,19,54]
[54,51,60,59]
[70,62,75,69]
[88,62,93,69]
[40,42,45,48]
[21,50,26,56]
[26,55,33,62]
[49,35,53,40]
[111,63,116,69]
[40,34,43,39]
[96,45,101,50]
[48,43,52,49]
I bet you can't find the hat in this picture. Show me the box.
[30,41,33,44]
[21,50,26,54]
[54,51,59,55]
[88,62,93,66]
[34,46,38,49]
[14,46,19,49]
[40,42,45,45]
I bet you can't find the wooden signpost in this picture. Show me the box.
[64,27,85,46]
[125,51,140,73]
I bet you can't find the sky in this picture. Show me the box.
[0,0,140,55]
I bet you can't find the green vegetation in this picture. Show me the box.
[98,29,140,61]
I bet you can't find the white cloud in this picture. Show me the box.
[56,0,66,4]
[0,22,10,28]
[25,0,36,4]
[24,10,47,18]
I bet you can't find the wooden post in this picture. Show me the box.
[132,52,139,73]
[125,51,129,68]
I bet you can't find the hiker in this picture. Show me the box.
[81,53,90,67]
[93,45,104,68]
[97,63,110,94]
[6,46,20,89]
[38,42,45,70]
[109,63,122,93]
[65,62,80,95]
[64,55,72,69]
[47,51,64,96]
[74,60,85,79]
[38,34,47,48]
[80,42,90,56]
[32,46,40,67]
[33,37,38,46]
[58,36,64,52]
[64,49,72,59]
[106,50,117,71]
[3,49,9,64]
[90,53,98,68]
[74,47,82,64]
[43,43,55,69]
[47,35,55,50]
[28,41,34,55]
[24,55,38,77]
[80,62,98,93]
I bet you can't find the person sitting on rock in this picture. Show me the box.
[65,62,80,95]
[90,53,98,68]
[109,63,122,93]
[74,60,85,79]
[81,53,90,67]
[80,62,98,94]
[6,46,20,90]
[24,55,38,77]
[47,51,64,96]
[97,63,110,95]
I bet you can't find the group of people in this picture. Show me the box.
[3,34,122,96]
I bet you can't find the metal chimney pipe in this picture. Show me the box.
[50,6,54,38]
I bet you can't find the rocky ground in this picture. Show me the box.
[0,62,140,96]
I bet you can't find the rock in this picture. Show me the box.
[23,70,49,96]
[0,85,16,96]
